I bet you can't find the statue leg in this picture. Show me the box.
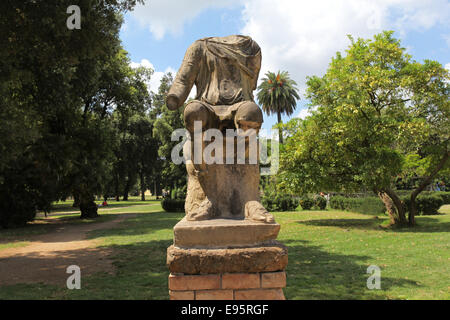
[183,101,216,221]
[235,102,274,223]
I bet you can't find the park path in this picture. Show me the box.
[36,203,152,217]
[0,212,136,286]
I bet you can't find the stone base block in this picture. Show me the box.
[173,217,280,248]
[167,241,288,274]
[169,271,286,300]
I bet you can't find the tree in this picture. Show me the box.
[152,73,187,195]
[278,31,449,227]
[256,71,300,144]
[110,112,158,201]
[131,115,159,201]
[0,0,144,225]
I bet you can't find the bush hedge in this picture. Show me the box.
[314,196,327,210]
[170,187,187,200]
[401,195,444,215]
[436,192,450,205]
[330,193,446,216]
[161,199,185,213]
[299,197,314,210]
[262,195,299,212]
[330,196,386,215]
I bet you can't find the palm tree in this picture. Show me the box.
[256,71,300,144]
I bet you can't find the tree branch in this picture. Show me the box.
[411,150,449,200]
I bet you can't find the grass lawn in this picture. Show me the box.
[0,203,448,300]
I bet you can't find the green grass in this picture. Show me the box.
[439,205,450,215]
[0,241,30,250]
[40,197,158,215]
[0,203,449,300]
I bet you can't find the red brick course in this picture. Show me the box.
[222,273,260,289]
[168,271,286,300]
[261,271,286,288]
[169,274,220,291]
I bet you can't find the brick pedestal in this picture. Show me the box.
[169,271,286,300]
[167,218,288,300]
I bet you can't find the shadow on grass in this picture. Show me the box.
[1,214,121,243]
[85,211,183,240]
[85,211,420,300]
[298,218,382,231]
[49,200,160,213]
[0,239,173,300]
[283,239,420,300]
[0,236,420,300]
[74,239,174,300]
[0,211,422,300]
[298,216,450,233]
[0,210,176,299]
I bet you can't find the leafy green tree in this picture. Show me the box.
[152,73,187,194]
[0,0,144,225]
[110,111,157,201]
[130,115,159,201]
[278,31,449,227]
[256,71,300,143]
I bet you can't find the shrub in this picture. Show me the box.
[329,196,385,215]
[358,197,386,215]
[299,197,314,210]
[0,181,38,228]
[161,199,185,213]
[330,193,444,216]
[262,194,299,212]
[314,196,327,210]
[401,195,444,215]
[436,191,450,205]
[329,196,344,211]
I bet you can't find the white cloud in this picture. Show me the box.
[130,0,449,42]
[297,106,318,120]
[129,0,449,105]
[131,59,197,99]
[388,0,450,34]
[130,0,241,40]
[130,58,153,70]
[130,59,176,93]
[297,108,311,120]
[240,0,450,97]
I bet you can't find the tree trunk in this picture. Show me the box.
[409,198,418,226]
[114,173,120,202]
[73,193,80,208]
[123,179,130,201]
[409,151,449,226]
[378,189,407,227]
[79,193,98,219]
[140,171,145,201]
[140,174,146,201]
[277,111,283,144]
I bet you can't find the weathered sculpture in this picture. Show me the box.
[166,35,274,223]
[166,35,288,300]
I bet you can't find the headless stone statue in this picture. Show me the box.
[166,35,274,223]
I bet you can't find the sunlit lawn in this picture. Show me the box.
[0,203,448,299]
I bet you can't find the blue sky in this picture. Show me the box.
[120,0,450,133]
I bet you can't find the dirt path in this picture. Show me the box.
[0,213,134,286]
